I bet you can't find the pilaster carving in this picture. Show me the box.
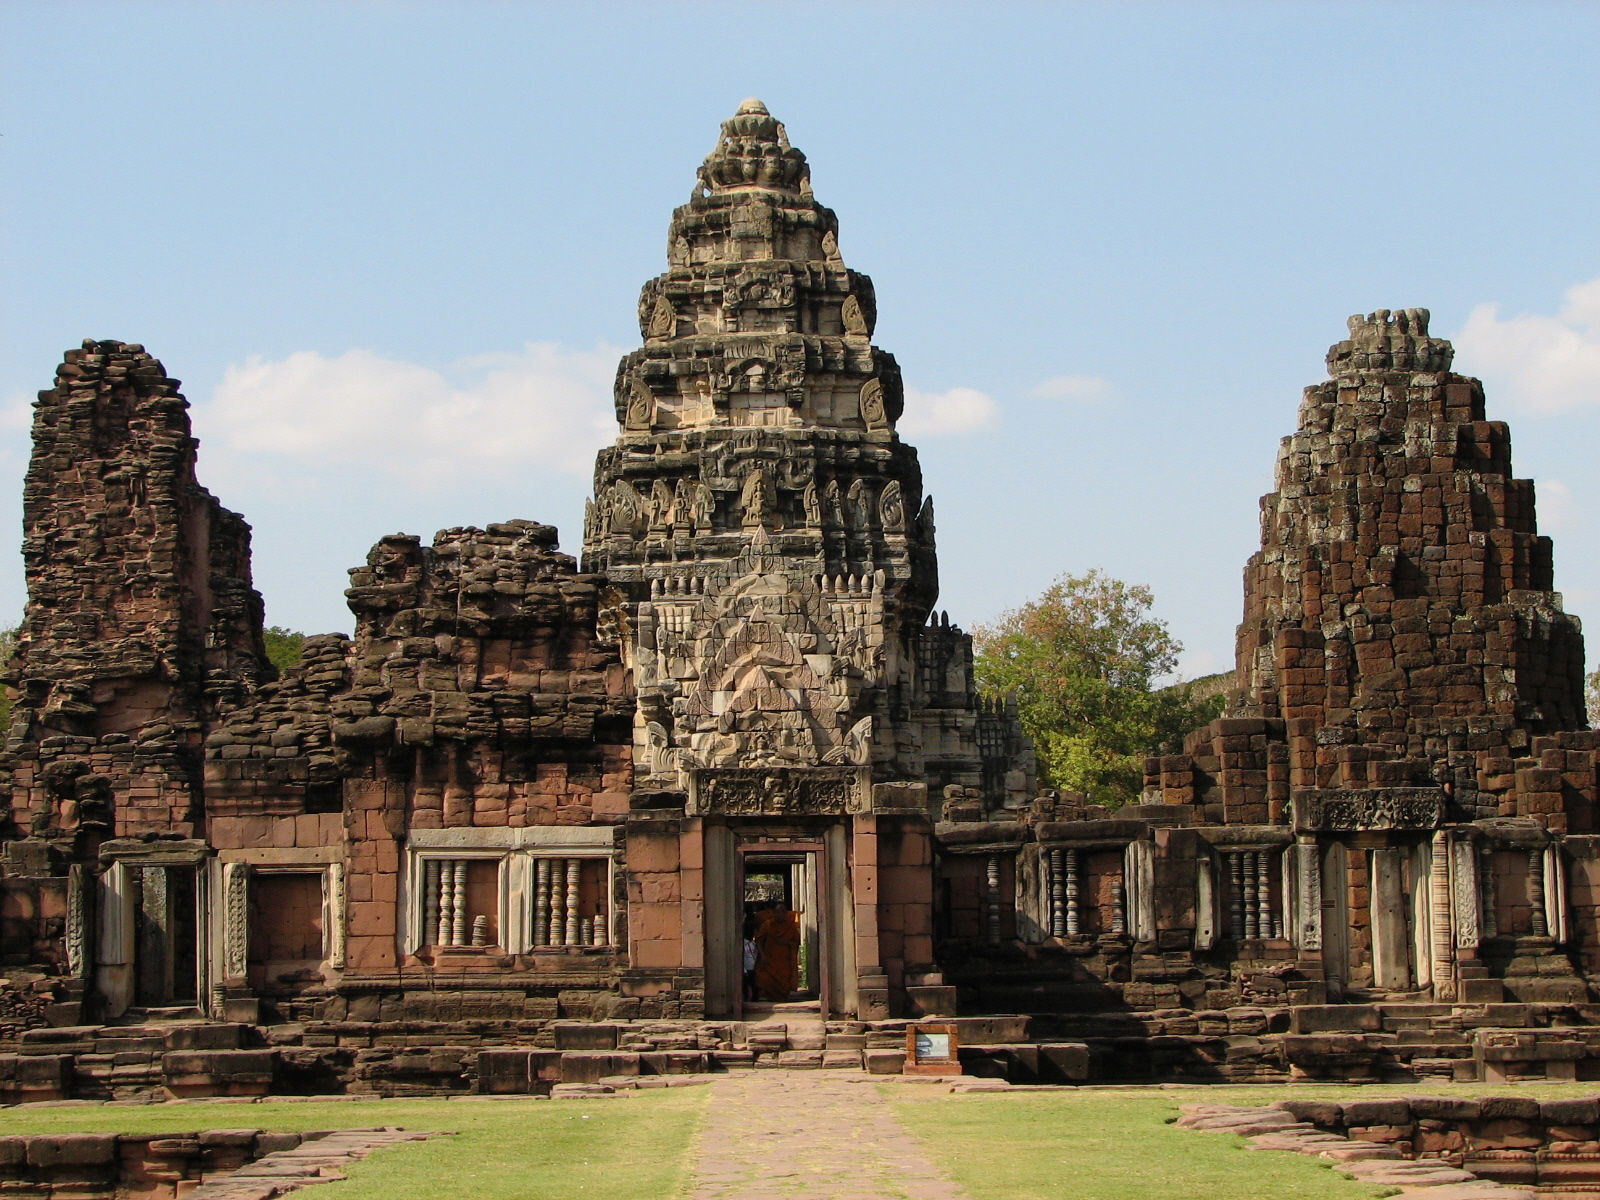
[222,862,250,979]
[1294,840,1322,951]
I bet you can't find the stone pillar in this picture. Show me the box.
[1429,830,1456,1000]
[1370,847,1412,989]
[325,863,347,968]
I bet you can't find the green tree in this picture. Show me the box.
[1588,663,1600,730]
[0,624,14,736]
[263,626,306,673]
[973,570,1223,807]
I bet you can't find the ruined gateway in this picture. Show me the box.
[1,101,1598,1097]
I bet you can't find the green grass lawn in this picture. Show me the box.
[886,1081,1600,1200]
[5,1078,1600,1199]
[0,1090,706,1200]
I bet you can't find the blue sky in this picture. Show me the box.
[3,1,1598,680]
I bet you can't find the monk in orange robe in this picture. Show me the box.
[753,905,800,1000]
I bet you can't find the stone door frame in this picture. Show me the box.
[703,820,856,1019]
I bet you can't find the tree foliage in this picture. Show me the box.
[264,626,306,673]
[972,570,1223,807]
[0,624,14,736]
[1588,663,1600,730]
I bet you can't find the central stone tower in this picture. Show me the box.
[584,101,1030,1016]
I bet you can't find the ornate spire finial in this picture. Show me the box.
[697,100,810,195]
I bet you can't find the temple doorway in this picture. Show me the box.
[131,863,200,1009]
[703,823,856,1019]
[740,849,822,1013]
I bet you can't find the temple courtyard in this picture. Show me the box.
[11,1074,1600,1199]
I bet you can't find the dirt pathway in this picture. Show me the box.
[684,1072,971,1200]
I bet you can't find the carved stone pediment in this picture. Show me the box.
[1292,787,1444,833]
[687,767,865,817]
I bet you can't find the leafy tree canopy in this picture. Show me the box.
[264,626,306,673]
[1588,663,1600,730]
[972,570,1223,808]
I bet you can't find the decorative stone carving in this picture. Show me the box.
[647,296,676,340]
[860,378,888,430]
[624,380,654,431]
[1292,788,1444,833]
[879,481,905,532]
[689,768,862,817]
[223,862,250,979]
[841,294,868,336]
[1295,840,1322,951]
[65,864,86,979]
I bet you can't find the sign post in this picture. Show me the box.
[904,1021,961,1076]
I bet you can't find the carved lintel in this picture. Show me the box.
[688,767,864,817]
[1292,788,1444,833]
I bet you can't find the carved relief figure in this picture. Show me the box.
[879,480,905,532]
[859,378,888,431]
[625,380,654,431]
[648,295,676,340]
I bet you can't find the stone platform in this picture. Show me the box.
[8,1000,1600,1103]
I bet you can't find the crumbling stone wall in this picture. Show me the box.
[205,520,633,995]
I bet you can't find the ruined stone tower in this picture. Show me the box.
[1148,310,1600,1003]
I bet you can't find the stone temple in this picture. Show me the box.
[0,101,1597,1098]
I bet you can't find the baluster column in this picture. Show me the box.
[1229,851,1246,941]
[1064,849,1082,935]
[565,858,582,946]
[1528,848,1548,937]
[1255,851,1274,939]
[450,861,468,946]
[1049,849,1066,937]
[423,860,441,946]
[534,858,552,947]
[984,855,1003,944]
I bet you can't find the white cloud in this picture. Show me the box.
[1030,374,1118,404]
[1453,279,1600,415]
[899,385,998,436]
[201,342,621,486]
